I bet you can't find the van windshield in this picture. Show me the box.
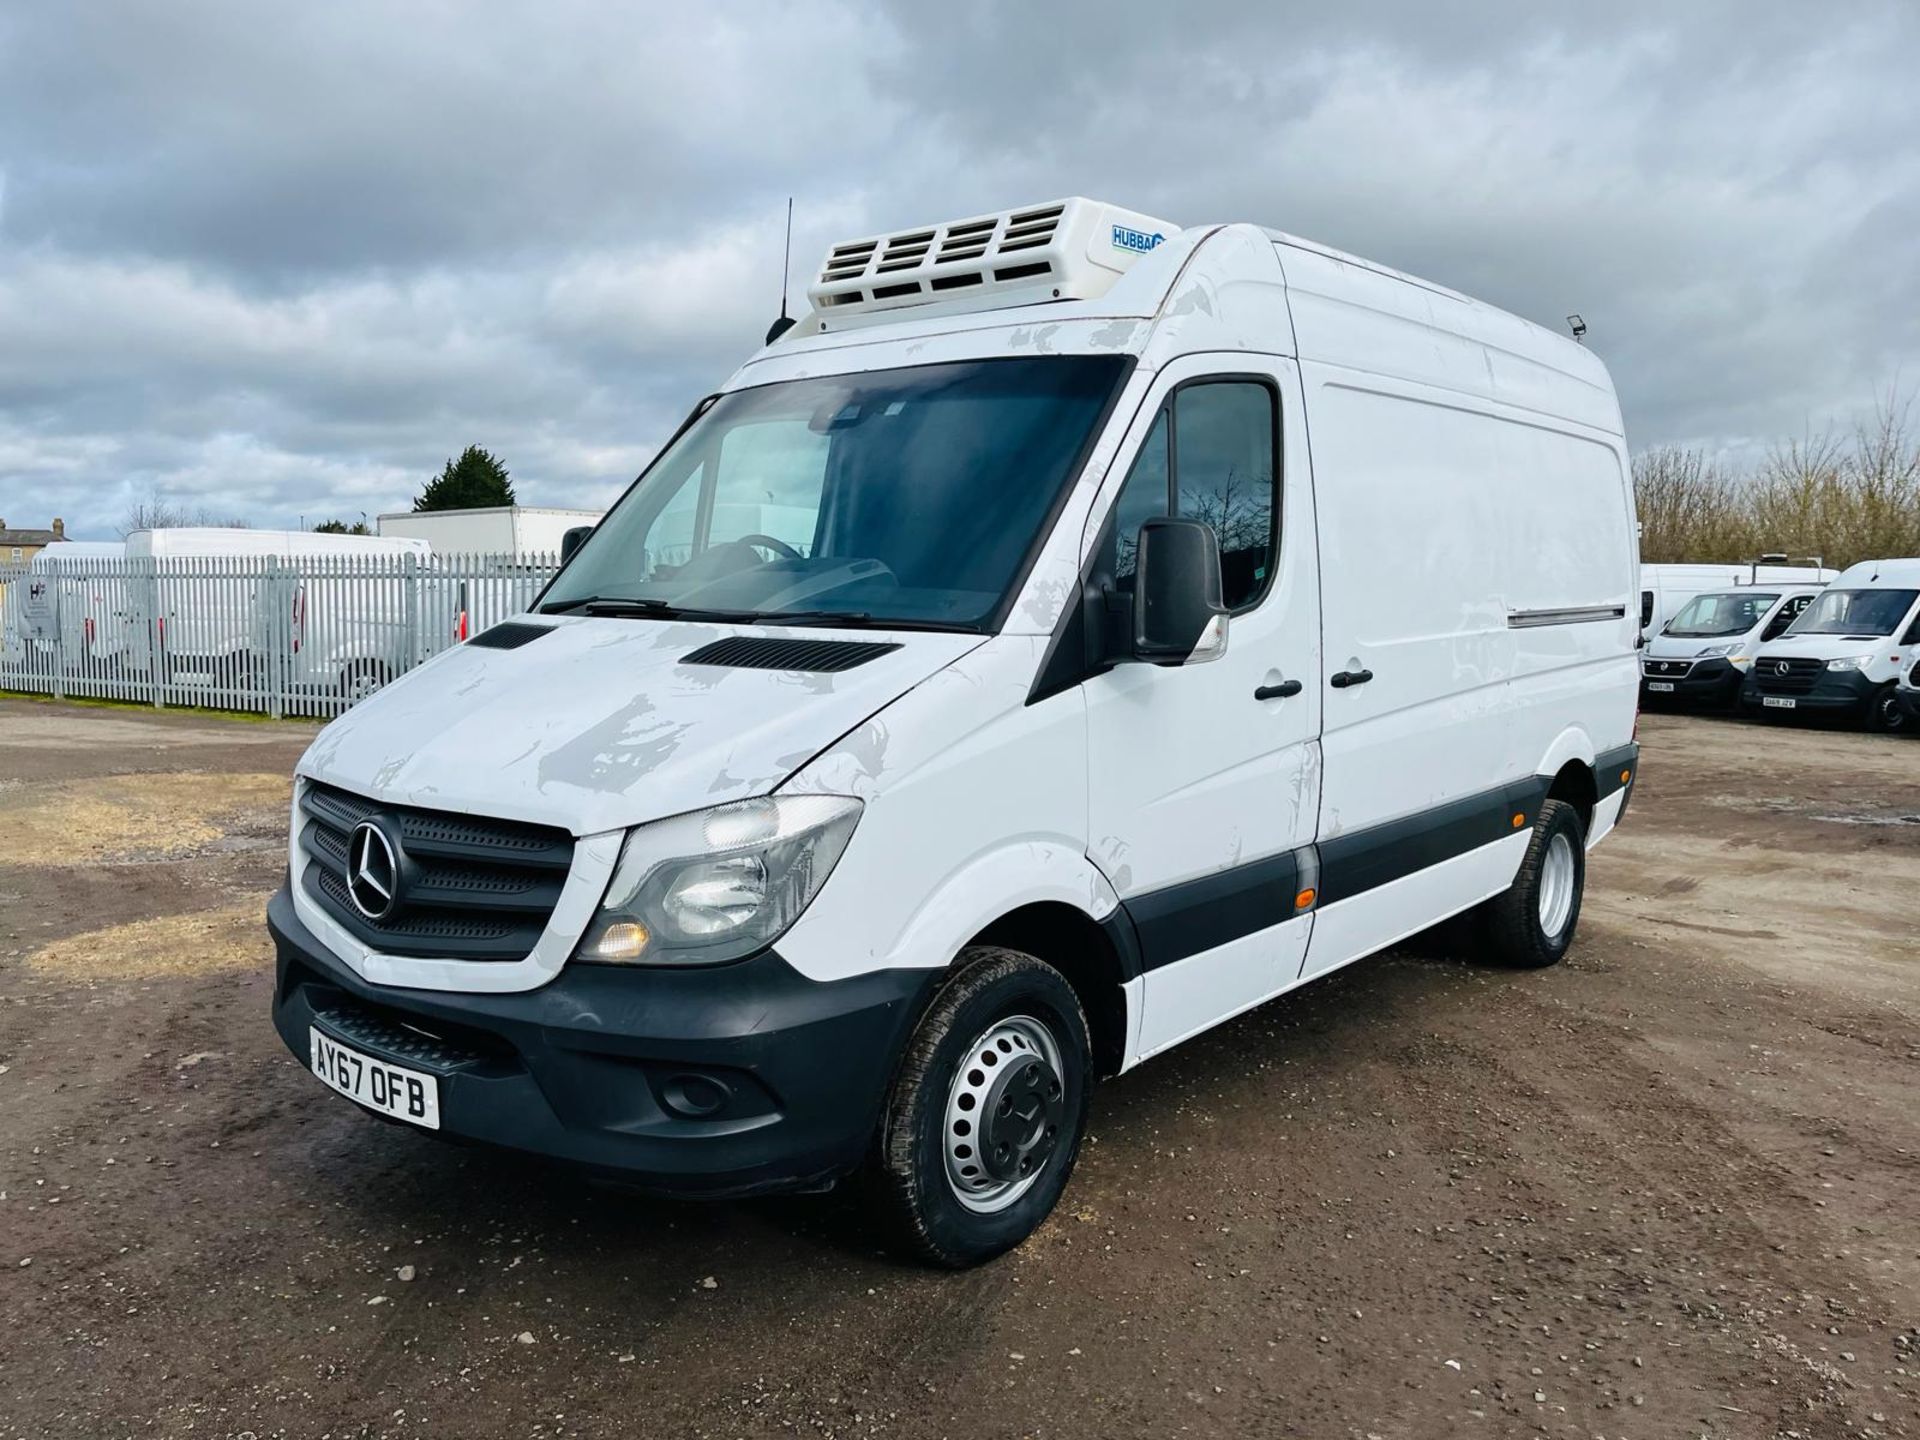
[1663,591,1779,637]
[540,356,1129,631]
[1785,587,1919,637]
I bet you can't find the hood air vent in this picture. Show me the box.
[681,636,902,673]
[467,621,554,650]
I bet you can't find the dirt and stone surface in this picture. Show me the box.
[1,696,1916,1439]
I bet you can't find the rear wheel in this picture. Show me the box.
[1864,684,1905,733]
[1475,797,1586,968]
[869,947,1091,1267]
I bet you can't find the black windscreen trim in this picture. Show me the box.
[681,636,902,673]
[467,621,555,650]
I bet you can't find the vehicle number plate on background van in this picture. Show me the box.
[1647,681,1674,692]
[1762,696,1796,709]
[310,1028,440,1129]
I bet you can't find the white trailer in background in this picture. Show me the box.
[376,506,603,558]
[122,528,432,702]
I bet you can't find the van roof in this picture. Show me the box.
[1831,557,1920,588]
[750,200,1619,437]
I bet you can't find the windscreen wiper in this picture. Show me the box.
[539,596,760,622]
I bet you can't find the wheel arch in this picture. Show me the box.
[969,900,1133,1079]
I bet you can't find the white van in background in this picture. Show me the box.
[268,197,1641,1265]
[123,528,432,699]
[1742,557,1920,732]
[1638,561,1836,645]
[1640,584,1824,707]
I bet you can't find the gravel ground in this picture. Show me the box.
[1,697,1916,1439]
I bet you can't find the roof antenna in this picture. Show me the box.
[1566,313,1587,345]
[765,197,797,345]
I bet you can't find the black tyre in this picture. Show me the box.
[1864,685,1905,734]
[1475,797,1586,968]
[869,946,1091,1267]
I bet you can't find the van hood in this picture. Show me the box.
[1753,633,1880,661]
[296,617,983,835]
[1646,634,1746,660]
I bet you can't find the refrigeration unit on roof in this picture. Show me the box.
[804,197,1181,325]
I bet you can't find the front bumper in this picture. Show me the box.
[268,885,934,1198]
[1899,687,1920,722]
[1640,657,1741,705]
[1739,667,1878,717]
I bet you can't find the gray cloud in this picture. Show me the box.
[1,0,1916,537]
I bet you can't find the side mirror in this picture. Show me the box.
[1131,517,1229,665]
[560,525,593,564]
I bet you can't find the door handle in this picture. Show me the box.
[1254,679,1303,701]
[1329,668,1374,688]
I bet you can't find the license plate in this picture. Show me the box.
[310,1027,440,1129]
[1763,696,1796,709]
[1647,681,1675,692]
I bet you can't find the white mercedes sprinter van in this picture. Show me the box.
[1741,557,1920,732]
[1641,584,1823,707]
[270,199,1641,1265]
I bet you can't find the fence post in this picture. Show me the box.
[148,558,165,710]
[272,557,289,720]
[403,552,420,673]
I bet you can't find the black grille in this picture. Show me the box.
[681,636,902,673]
[1750,656,1825,695]
[1644,659,1693,678]
[467,621,554,650]
[298,781,573,961]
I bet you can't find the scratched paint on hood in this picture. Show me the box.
[295,617,984,835]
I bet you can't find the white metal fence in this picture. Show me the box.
[0,552,559,719]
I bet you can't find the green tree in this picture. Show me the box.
[415,446,516,511]
[312,519,371,535]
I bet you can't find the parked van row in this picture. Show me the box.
[1640,557,1920,733]
[269,197,1641,1264]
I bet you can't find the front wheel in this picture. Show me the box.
[868,947,1091,1267]
[1864,684,1905,734]
[1474,797,1586,968]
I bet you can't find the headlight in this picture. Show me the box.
[1695,644,1734,659]
[1826,656,1868,672]
[576,795,861,966]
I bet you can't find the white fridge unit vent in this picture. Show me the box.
[806,197,1180,325]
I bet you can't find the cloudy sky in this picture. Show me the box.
[2,1,1917,539]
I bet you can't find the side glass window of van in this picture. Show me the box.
[1640,590,1655,627]
[1902,610,1920,646]
[1175,383,1277,608]
[1103,381,1279,611]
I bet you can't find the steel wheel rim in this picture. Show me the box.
[942,1014,1066,1214]
[1538,831,1576,938]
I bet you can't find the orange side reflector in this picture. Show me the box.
[1294,888,1316,910]
[1620,769,1631,784]
[1511,812,1526,828]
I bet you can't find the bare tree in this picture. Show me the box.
[119,490,251,537]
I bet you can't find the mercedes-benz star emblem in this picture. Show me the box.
[346,821,399,921]
[1775,661,1790,675]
